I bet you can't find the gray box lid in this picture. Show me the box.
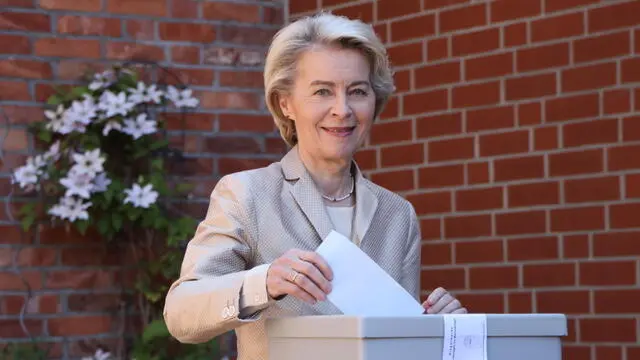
[267,314,567,339]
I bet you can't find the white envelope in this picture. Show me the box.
[315,230,425,317]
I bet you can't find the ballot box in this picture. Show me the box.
[266,313,567,360]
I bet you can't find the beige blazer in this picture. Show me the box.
[163,146,422,360]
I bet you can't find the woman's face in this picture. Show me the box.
[279,46,376,164]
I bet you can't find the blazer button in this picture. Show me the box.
[254,294,261,303]
[221,307,230,319]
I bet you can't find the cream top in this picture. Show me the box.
[325,205,355,240]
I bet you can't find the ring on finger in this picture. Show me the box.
[288,269,301,283]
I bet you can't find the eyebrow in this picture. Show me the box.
[309,80,370,87]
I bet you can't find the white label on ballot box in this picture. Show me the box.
[315,230,425,316]
[442,314,488,360]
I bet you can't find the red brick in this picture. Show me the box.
[508,181,559,207]
[546,93,600,123]
[202,2,259,23]
[13,248,57,267]
[467,162,490,184]
[218,114,273,133]
[604,89,631,114]
[440,3,487,33]
[289,0,315,14]
[550,149,603,176]
[563,62,617,93]
[1,129,28,150]
[628,348,640,360]
[563,346,591,360]
[453,81,500,108]
[390,14,436,42]
[455,239,503,263]
[467,105,514,132]
[580,318,637,342]
[470,266,518,289]
[626,173,640,198]
[420,218,442,241]
[199,91,259,110]
[203,136,260,154]
[354,149,376,171]
[623,116,640,141]
[48,316,112,336]
[0,319,44,338]
[574,31,630,63]
[45,270,112,290]
[504,23,527,47]
[380,96,399,120]
[564,234,589,259]
[622,57,640,83]
[0,34,30,54]
[40,0,100,11]
[370,170,415,192]
[422,0,469,10]
[427,37,449,61]
[0,80,30,101]
[444,214,492,239]
[57,15,120,36]
[551,206,604,232]
[34,38,100,58]
[160,22,215,43]
[407,191,451,216]
[167,67,215,87]
[523,263,575,287]
[564,176,620,204]
[106,42,164,61]
[421,268,466,291]
[588,0,640,32]
[218,158,272,175]
[403,89,448,115]
[373,23,388,44]
[506,73,556,101]
[479,130,529,157]
[125,19,155,40]
[332,3,373,23]
[380,143,424,167]
[537,290,590,314]
[594,289,640,314]
[490,0,540,23]
[170,0,198,18]
[595,346,623,360]
[564,118,618,148]
[416,112,462,139]
[428,137,474,163]
[421,243,452,266]
[494,155,544,182]
[518,102,542,126]
[387,42,422,66]
[580,261,636,286]
[459,293,505,313]
[534,126,558,151]
[456,187,503,211]
[369,120,412,145]
[609,144,640,171]
[507,236,559,261]
[393,71,410,92]
[0,11,50,32]
[0,0,34,7]
[171,46,200,64]
[418,164,464,189]
[508,291,533,313]
[452,28,500,56]
[610,203,640,229]
[517,43,570,72]
[465,52,513,81]
[107,0,168,16]
[496,210,546,236]
[415,61,460,89]
[377,0,420,20]
[594,231,640,257]
[531,12,583,43]
[545,0,597,13]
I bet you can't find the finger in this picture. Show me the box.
[452,307,468,314]
[290,271,327,302]
[291,258,332,294]
[438,299,462,314]
[428,292,453,314]
[278,279,317,304]
[297,250,333,281]
[426,287,447,306]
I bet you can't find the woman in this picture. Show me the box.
[163,12,467,360]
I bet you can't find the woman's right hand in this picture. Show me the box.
[266,249,333,305]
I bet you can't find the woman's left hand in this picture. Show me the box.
[422,287,467,314]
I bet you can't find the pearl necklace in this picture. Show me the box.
[321,175,355,202]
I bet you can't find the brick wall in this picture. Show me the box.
[0,0,284,358]
[291,1,640,359]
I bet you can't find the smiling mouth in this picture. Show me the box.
[322,126,356,137]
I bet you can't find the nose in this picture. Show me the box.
[331,92,353,119]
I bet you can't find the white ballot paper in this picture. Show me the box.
[442,314,488,360]
[315,230,425,316]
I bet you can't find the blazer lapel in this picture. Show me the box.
[353,163,378,246]
[281,147,335,243]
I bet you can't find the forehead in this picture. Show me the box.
[295,46,371,84]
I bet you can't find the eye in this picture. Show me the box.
[351,88,368,96]
[314,88,331,96]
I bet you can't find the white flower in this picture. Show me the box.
[59,167,94,199]
[44,104,65,132]
[92,172,111,193]
[48,196,91,222]
[129,81,163,105]
[166,85,199,108]
[102,120,122,136]
[81,349,112,360]
[12,161,40,189]
[58,96,96,134]
[124,183,158,208]
[122,113,157,139]
[98,91,135,118]
[88,70,114,91]
[71,149,105,177]
[43,140,61,162]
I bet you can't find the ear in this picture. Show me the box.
[278,93,293,120]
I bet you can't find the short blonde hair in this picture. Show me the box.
[264,12,395,147]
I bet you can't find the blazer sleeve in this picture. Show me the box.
[163,174,275,344]
[401,204,422,301]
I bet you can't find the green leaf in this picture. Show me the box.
[142,319,170,343]
[37,130,52,143]
[70,85,90,100]
[75,219,90,235]
[46,94,63,106]
[175,182,195,194]
[150,158,164,171]
[149,139,169,151]
[111,212,123,231]
[97,216,110,236]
